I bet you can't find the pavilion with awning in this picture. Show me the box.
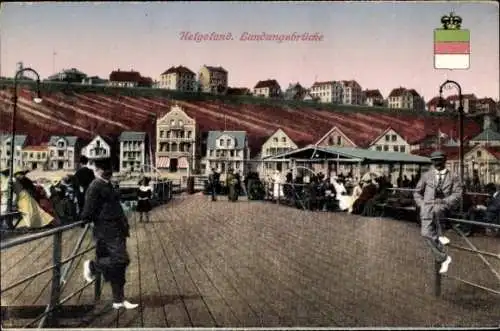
[268,145,432,179]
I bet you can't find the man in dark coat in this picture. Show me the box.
[414,151,462,274]
[74,155,95,212]
[208,168,219,201]
[80,158,138,310]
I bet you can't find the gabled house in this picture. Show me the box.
[283,83,307,100]
[259,128,299,178]
[198,65,228,94]
[309,81,343,103]
[158,66,196,92]
[47,135,79,171]
[80,135,112,168]
[426,96,454,112]
[363,89,384,107]
[156,105,198,173]
[315,126,357,148]
[119,131,148,173]
[253,79,281,98]
[0,134,27,169]
[205,131,250,176]
[368,127,410,153]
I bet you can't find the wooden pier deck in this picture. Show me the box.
[1,194,499,328]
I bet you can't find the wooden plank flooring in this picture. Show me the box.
[1,194,499,328]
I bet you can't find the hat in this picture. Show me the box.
[430,151,446,160]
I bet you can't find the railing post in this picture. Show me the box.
[94,273,102,302]
[46,230,62,327]
[434,261,442,297]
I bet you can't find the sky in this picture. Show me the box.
[1,1,498,101]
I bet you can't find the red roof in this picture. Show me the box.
[388,87,421,98]
[341,80,361,89]
[484,146,500,159]
[204,65,227,73]
[446,94,477,101]
[109,70,142,82]
[254,79,280,89]
[161,66,195,76]
[364,89,383,99]
[311,81,336,88]
[23,145,48,151]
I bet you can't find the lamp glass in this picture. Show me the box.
[33,97,43,104]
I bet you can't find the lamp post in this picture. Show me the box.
[438,79,464,213]
[6,68,43,213]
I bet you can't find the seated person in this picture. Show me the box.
[351,179,378,215]
[321,179,337,211]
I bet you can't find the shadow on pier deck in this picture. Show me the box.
[1,195,499,328]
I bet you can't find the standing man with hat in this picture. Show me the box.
[414,151,463,274]
[80,158,138,310]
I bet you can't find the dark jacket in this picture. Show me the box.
[81,178,129,239]
[486,192,500,224]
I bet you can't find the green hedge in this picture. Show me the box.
[0,79,455,118]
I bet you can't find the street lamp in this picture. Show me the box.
[438,79,464,213]
[6,67,43,213]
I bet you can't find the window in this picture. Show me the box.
[337,136,342,145]
[393,146,399,152]
[281,137,286,143]
[400,146,406,153]
[219,139,224,146]
[273,137,278,143]
[477,151,482,157]
[230,150,235,157]
[178,120,184,126]
[385,135,390,142]
[58,150,64,157]
[328,137,334,145]
[226,139,231,146]
[376,146,382,151]
[391,135,397,141]
[383,145,389,151]
[170,120,175,126]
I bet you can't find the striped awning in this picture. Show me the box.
[156,157,170,168]
[178,157,188,169]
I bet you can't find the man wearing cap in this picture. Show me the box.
[80,158,138,310]
[414,151,462,274]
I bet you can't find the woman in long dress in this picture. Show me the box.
[331,176,351,211]
[4,169,54,229]
[272,170,284,199]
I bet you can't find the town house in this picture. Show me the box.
[198,65,228,94]
[387,87,425,111]
[21,145,49,171]
[156,105,197,173]
[47,136,79,171]
[253,79,282,98]
[205,131,250,176]
[309,81,343,103]
[0,134,27,169]
[363,89,385,107]
[340,80,364,105]
[158,66,196,92]
[108,69,153,88]
[119,131,148,173]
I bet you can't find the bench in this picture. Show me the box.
[374,188,419,221]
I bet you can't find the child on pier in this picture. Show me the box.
[137,177,152,222]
